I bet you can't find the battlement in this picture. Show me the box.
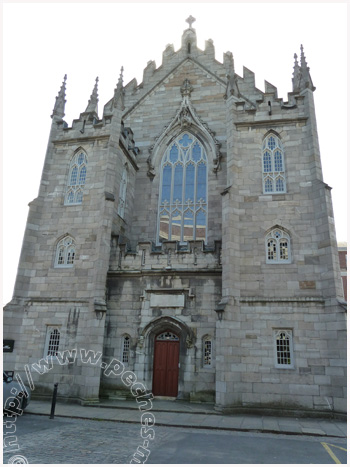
[121,25,310,118]
[109,238,222,272]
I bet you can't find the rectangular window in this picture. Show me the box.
[274,330,294,369]
[44,326,61,357]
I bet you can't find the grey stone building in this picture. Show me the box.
[4,18,346,416]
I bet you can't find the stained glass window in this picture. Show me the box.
[158,133,208,243]
[65,151,88,205]
[262,134,286,194]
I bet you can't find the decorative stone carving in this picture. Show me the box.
[147,79,222,177]
[137,335,144,348]
[186,335,195,349]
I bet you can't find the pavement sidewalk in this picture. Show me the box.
[26,398,347,438]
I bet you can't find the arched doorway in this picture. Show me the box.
[152,331,180,397]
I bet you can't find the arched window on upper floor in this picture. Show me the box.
[65,150,88,205]
[117,167,128,219]
[157,133,208,243]
[262,134,286,194]
[266,228,291,264]
[55,235,76,268]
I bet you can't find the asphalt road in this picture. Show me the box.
[3,413,347,464]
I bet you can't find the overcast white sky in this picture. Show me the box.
[2,2,348,306]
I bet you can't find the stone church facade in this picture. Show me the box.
[4,18,346,416]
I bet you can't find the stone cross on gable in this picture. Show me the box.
[186,15,196,29]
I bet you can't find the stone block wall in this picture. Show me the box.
[103,244,222,401]
[215,300,346,415]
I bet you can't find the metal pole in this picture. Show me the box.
[49,383,58,419]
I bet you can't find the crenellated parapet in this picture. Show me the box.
[122,20,228,114]
[109,237,222,273]
[120,20,315,126]
[48,73,139,166]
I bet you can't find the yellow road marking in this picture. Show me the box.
[327,443,347,453]
[321,442,346,464]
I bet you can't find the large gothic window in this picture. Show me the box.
[157,133,208,243]
[65,150,88,205]
[262,134,286,194]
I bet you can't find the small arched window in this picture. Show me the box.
[274,329,294,368]
[55,236,76,268]
[262,134,286,194]
[266,228,291,264]
[157,133,208,243]
[65,150,88,205]
[122,335,131,364]
[203,336,213,367]
[117,167,128,219]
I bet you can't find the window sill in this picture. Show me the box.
[274,365,295,370]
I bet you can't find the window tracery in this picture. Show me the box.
[55,236,76,267]
[262,134,286,194]
[157,133,208,243]
[266,228,291,264]
[65,150,88,205]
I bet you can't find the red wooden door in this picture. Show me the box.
[153,332,180,397]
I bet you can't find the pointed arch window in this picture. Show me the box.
[157,133,208,243]
[203,336,213,367]
[122,335,131,364]
[266,228,291,264]
[117,167,128,219]
[274,330,294,368]
[262,134,286,194]
[65,150,88,205]
[55,236,76,268]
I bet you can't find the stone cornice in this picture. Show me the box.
[239,296,325,304]
[235,117,308,129]
[52,135,110,145]
[108,268,222,277]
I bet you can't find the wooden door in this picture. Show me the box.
[152,331,180,397]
